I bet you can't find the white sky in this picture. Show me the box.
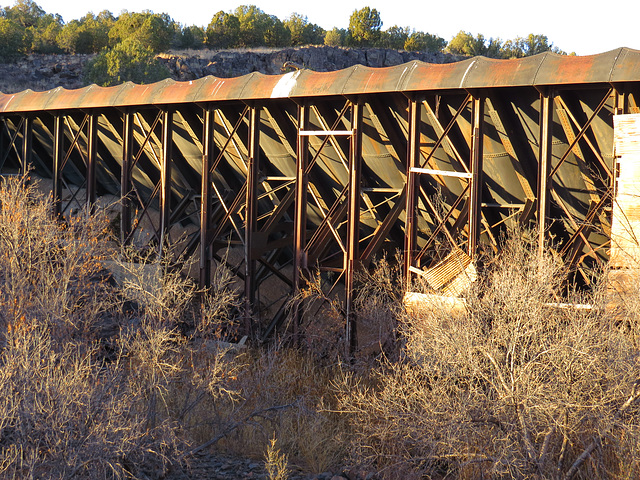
[28,0,640,56]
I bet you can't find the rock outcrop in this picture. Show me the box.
[157,45,461,81]
[0,46,462,94]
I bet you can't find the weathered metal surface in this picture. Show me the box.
[3,48,640,112]
[2,48,640,353]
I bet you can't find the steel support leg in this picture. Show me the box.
[159,109,173,258]
[53,115,63,216]
[468,94,484,257]
[292,103,309,345]
[345,100,363,356]
[244,104,261,336]
[404,97,421,287]
[200,107,214,289]
[538,90,554,256]
[87,113,98,210]
[121,111,133,244]
[21,116,32,176]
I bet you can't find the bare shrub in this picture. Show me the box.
[0,176,114,342]
[0,175,243,478]
[336,229,640,479]
[0,320,184,479]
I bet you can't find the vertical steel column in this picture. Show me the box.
[52,115,63,216]
[244,104,261,336]
[404,97,421,287]
[292,103,309,344]
[345,99,363,356]
[121,110,133,244]
[537,90,554,256]
[86,113,98,209]
[20,116,32,176]
[159,109,173,258]
[200,107,214,289]
[468,94,484,257]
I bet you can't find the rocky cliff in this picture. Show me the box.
[0,46,462,94]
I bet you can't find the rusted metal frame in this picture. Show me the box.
[307,186,347,254]
[415,184,470,264]
[365,97,407,163]
[0,116,24,172]
[537,89,554,256]
[133,110,163,169]
[216,107,250,173]
[421,94,472,173]
[551,188,600,263]
[200,107,251,245]
[292,102,310,345]
[61,114,89,171]
[559,191,611,262]
[52,114,64,215]
[548,87,614,179]
[554,93,612,179]
[86,112,98,209]
[485,95,537,201]
[404,96,421,286]
[297,102,357,266]
[158,108,173,258]
[310,103,352,171]
[259,102,353,237]
[305,185,349,266]
[123,110,170,247]
[468,93,485,256]
[244,103,261,336]
[256,255,293,287]
[345,99,363,356]
[420,185,460,249]
[124,179,162,246]
[59,114,92,215]
[409,93,477,264]
[20,115,33,176]
[360,187,406,267]
[305,102,352,173]
[614,86,628,117]
[121,110,134,244]
[554,97,603,207]
[263,105,297,157]
[208,105,250,174]
[199,106,215,289]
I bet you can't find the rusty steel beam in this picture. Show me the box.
[244,104,261,335]
[345,99,363,356]
[121,110,134,244]
[468,94,484,256]
[21,116,32,176]
[158,109,173,258]
[199,107,215,289]
[404,97,421,286]
[52,115,63,215]
[537,90,554,257]
[292,102,309,344]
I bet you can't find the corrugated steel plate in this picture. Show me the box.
[1,48,639,114]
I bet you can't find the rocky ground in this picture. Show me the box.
[0,45,462,94]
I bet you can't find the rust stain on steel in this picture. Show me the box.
[1,48,639,114]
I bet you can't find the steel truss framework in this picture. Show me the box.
[2,49,640,352]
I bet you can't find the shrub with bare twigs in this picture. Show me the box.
[336,229,640,480]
